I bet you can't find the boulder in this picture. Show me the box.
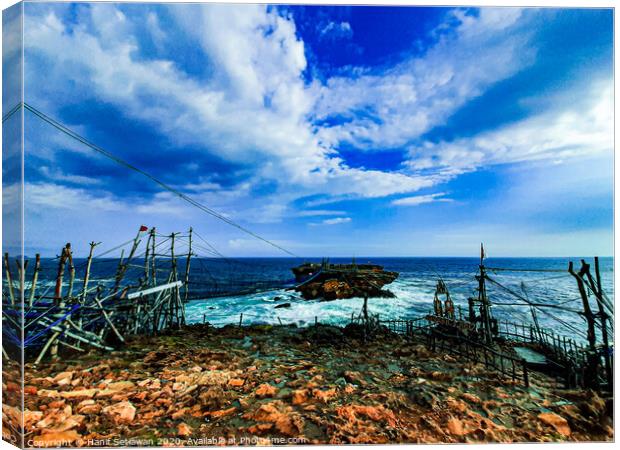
[103,401,136,424]
[538,412,571,437]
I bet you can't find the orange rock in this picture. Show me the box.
[177,423,192,437]
[23,410,43,429]
[245,401,304,437]
[78,405,101,415]
[53,372,74,386]
[447,417,464,436]
[61,389,98,399]
[209,407,236,419]
[291,389,309,405]
[6,381,20,392]
[255,384,277,398]
[24,386,37,395]
[32,430,81,448]
[462,393,481,404]
[103,401,136,424]
[313,388,337,403]
[171,408,188,419]
[247,423,273,434]
[538,412,571,437]
[48,400,66,409]
[228,378,245,387]
[38,389,60,398]
[336,404,397,427]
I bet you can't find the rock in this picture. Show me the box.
[32,430,81,448]
[228,378,245,387]
[336,404,397,427]
[462,393,481,404]
[53,372,74,386]
[343,371,366,386]
[275,303,291,309]
[245,401,304,437]
[256,384,277,398]
[78,404,101,415]
[208,407,237,419]
[177,423,192,437]
[313,388,337,403]
[103,401,136,424]
[38,390,60,398]
[447,417,465,436]
[60,389,98,399]
[291,389,309,405]
[24,386,38,395]
[107,381,136,391]
[538,412,571,437]
[23,410,43,429]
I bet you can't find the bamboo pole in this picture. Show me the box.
[568,261,598,388]
[28,254,41,307]
[592,257,612,389]
[183,227,193,305]
[151,228,157,286]
[66,247,75,299]
[4,253,15,306]
[112,227,143,295]
[51,244,70,358]
[92,294,125,343]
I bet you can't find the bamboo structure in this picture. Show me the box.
[1,226,193,362]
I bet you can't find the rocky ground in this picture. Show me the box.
[3,323,614,447]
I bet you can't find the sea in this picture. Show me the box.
[26,256,614,344]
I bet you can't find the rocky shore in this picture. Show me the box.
[4,323,613,447]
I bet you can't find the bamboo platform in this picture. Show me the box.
[2,226,194,363]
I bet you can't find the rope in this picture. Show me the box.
[23,102,300,258]
[2,102,21,123]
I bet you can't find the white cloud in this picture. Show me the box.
[26,183,122,212]
[319,21,353,40]
[310,217,352,226]
[313,8,534,150]
[392,192,453,206]
[405,80,613,176]
[297,209,347,217]
[24,4,434,207]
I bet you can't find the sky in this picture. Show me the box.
[3,3,614,257]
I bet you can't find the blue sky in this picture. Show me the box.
[6,3,614,257]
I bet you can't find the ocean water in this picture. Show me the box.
[184,257,614,343]
[21,256,614,344]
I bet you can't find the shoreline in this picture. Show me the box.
[5,323,614,446]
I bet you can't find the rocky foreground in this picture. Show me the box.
[3,324,614,447]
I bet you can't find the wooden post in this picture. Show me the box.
[362,294,369,341]
[151,228,157,286]
[66,246,75,299]
[569,262,597,350]
[113,227,143,295]
[568,260,598,388]
[51,244,70,358]
[28,254,41,307]
[144,231,152,283]
[4,253,16,305]
[522,359,529,387]
[183,227,193,304]
[239,313,243,328]
[592,257,612,390]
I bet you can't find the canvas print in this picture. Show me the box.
[1,2,614,447]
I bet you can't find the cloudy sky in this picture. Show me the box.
[7,3,614,257]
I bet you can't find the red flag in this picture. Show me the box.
[140,225,148,232]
